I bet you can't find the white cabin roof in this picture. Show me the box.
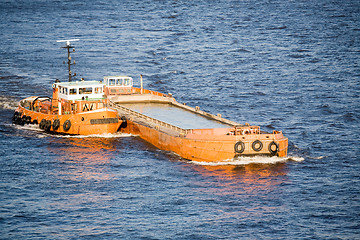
[56,80,104,88]
[55,80,105,101]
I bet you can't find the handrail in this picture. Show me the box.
[108,100,189,135]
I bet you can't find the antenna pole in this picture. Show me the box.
[66,44,73,82]
[56,39,79,82]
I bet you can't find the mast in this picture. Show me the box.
[56,39,79,82]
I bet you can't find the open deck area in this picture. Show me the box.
[120,103,232,129]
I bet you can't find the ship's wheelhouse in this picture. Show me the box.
[56,81,105,101]
[104,76,133,95]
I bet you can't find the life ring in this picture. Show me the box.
[268,141,279,156]
[252,140,263,152]
[63,120,71,131]
[234,141,245,153]
[53,119,60,130]
[39,119,47,129]
[44,120,52,131]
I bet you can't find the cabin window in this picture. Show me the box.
[79,87,92,94]
[109,79,116,86]
[94,87,102,94]
[124,78,131,86]
[69,88,77,95]
[60,87,67,94]
[116,78,123,86]
[111,89,117,93]
[71,103,77,112]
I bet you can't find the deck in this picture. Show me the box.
[120,102,232,130]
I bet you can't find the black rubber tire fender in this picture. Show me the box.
[44,120,52,131]
[268,141,279,156]
[17,115,25,126]
[26,116,32,124]
[39,119,47,129]
[252,140,263,152]
[12,111,19,123]
[63,120,71,131]
[22,115,27,123]
[53,119,60,130]
[234,141,245,153]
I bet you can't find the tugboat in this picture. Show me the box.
[12,40,121,135]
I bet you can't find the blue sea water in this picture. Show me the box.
[0,0,359,239]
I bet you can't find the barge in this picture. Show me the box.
[105,75,288,162]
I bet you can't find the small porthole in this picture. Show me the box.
[81,117,84,121]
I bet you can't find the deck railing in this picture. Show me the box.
[108,100,190,135]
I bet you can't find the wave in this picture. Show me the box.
[0,96,18,110]
[56,132,132,138]
[10,123,132,138]
[308,156,327,160]
[190,155,304,166]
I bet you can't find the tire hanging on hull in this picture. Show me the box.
[39,119,47,129]
[234,141,245,153]
[252,140,263,152]
[63,120,71,131]
[44,120,52,131]
[53,119,60,130]
[268,141,279,156]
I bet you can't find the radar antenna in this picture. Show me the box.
[56,39,79,82]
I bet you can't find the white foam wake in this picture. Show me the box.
[57,132,132,138]
[0,96,18,110]
[190,155,304,166]
[10,123,132,138]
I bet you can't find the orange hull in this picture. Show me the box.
[108,87,289,162]
[15,104,121,135]
[120,119,288,162]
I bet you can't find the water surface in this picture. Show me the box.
[0,0,359,239]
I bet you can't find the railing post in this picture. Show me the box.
[140,74,143,94]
